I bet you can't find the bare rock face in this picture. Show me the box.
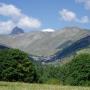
[10,27,24,35]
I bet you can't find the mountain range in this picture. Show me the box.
[0,27,90,63]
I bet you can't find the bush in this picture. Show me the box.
[0,49,38,83]
[61,53,90,86]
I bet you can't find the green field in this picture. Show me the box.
[0,82,90,90]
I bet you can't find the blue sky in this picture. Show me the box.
[0,0,90,33]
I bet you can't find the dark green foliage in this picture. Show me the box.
[31,53,90,86]
[0,48,90,86]
[60,53,90,86]
[34,63,62,84]
[0,49,38,83]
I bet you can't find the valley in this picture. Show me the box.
[0,27,90,63]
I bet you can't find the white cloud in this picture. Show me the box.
[0,20,15,34]
[76,0,90,10]
[0,3,21,18]
[42,28,55,32]
[0,3,41,34]
[59,8,90,24]
[59,9,77,21]
[80,16,89,23]
[17,15,41,29]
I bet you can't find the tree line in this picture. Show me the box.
[0,48,90,86]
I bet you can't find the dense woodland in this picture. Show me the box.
[0,48,90,86]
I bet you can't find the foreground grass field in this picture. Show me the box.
[0,82,90,90]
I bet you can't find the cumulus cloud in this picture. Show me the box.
[0,3,41,34]
[80,16,89,23]
[0,3,21,18]
[76,0,90,10]
[17,16,41,29]
[59,9,77,21]
[0,20,15,34]
[59,8,90,23]
[42,28,55,32]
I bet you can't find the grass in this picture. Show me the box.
[0,82,90,90]
[77,48,90,54]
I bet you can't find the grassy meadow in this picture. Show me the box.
[0,82,90,90]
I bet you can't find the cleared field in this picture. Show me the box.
[0,82,90,90]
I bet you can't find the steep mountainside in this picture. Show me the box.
[51,35,90,61]
[0,27,90,59]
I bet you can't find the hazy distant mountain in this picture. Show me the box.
[10,27,24,35]
[0,27,90,62]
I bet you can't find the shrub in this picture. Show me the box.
[61,53,90,86]
[0,49,38,83]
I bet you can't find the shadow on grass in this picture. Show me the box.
[0,84,8,87]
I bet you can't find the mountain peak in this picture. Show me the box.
[10,27,24,35]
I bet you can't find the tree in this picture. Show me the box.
[61,53,90,86]
[0,49,38,83]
